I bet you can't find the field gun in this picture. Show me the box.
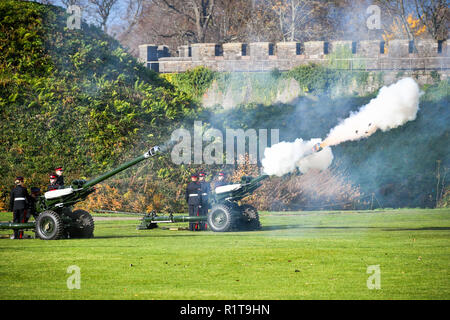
[137,175,269,232]
[0,146,161,240]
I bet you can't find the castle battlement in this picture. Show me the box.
[139,40,449,73]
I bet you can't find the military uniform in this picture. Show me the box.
[9,177,30,239]
[55,176,64,187]
[55,167,64,188]
[26,187,41,222]
[185,175,202,231]
[48,174,60,191]
[214,172,228,188]
[199,181,210,213]
[198,172,210,230]
[48,183,59,191]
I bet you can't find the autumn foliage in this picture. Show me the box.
[230,154,361,211]
[382,13,428,51]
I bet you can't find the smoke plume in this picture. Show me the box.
[322,77,421,147]
[262,77,421,177]
[262,138,333,176]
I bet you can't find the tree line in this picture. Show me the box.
[31,0,448,56]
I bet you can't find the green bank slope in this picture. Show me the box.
[0,0,194,210]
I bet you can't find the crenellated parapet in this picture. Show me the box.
[139,39,449,73]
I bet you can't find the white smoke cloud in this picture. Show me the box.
[323,77,421,147]
[262,77,421,177]
[296,143,334,174]
[262,138,333,176]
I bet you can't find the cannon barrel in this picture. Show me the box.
[83,146,160,189]
[38,145,162,213]
[93,209,146,216]
[247,174,269,184]
[0,222,35,230]
[137,212,208,230]
[144,215,207,223]
[214,174,269,202]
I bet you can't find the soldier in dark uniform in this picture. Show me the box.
[48,174,60,191]
[185,174,201,231]
[198,171,210,230]
[55,167,64,188]
[26,187,41,222]
[9,177,30,239]
[214,172,228,188]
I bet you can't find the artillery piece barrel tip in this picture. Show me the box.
[144,145,161,158]
[312,142,323,153]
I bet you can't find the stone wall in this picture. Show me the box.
[139,40,449,74]
[201,69,446,109]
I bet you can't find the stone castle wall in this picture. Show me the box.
[139,40,449,74]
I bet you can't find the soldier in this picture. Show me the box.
[55,167,64,188]
[214,172,228,188]
[9,177,30,239]
[48,174,60,191]
[26,187,41,222]
[198,171,210,230]
[185,173,201,231]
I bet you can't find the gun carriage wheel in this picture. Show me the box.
[35,210,64,240]
[239,204,261,231]
[67,209,94,238]
[207,203,241,232]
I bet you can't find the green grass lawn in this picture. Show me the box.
[0,208,449,300]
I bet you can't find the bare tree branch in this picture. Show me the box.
[414,0,449,40]
[88,0,119,33]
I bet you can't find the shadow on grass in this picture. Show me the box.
[260,225,380,231]
[93,233,200,239]
[383,227,450,231]
[261,225,450,232]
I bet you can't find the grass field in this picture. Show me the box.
[0,208,449,300]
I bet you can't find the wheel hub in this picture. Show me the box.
[41,218,54,234]
[212,211,226,226]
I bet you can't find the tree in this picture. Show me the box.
[117,0,377,55]
[154,0,216,43]
[115,0,144,40]
[414,0,449,40]
[377,0,420,40]
[191,0,215,43]
[61,0,85,7]
[88,0,119,33]
[271,0,323,42]
[243,0,280,42]
[211,0,253,42]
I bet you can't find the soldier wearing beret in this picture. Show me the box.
[54,167,64,188]
[9,177,30,239]
[214,172,228,188]
[185,174,202,231]
[26,187,41,222]
[48,174,60,191]
[197,171,210,230]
